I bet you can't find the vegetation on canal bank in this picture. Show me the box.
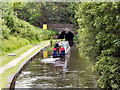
[76,2,120,88]
[0,2,57,56]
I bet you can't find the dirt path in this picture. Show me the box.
[0,42,49,74]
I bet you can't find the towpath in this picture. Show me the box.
[0,41,49,74]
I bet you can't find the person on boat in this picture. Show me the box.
[54,42,59,54]
[60,45,65,55]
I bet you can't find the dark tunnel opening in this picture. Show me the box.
[58,31,74,47]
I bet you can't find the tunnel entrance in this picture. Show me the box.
[58,31,74,47]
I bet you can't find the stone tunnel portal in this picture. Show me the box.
[58,31,74,46]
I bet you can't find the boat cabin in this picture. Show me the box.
[52,41,70,58]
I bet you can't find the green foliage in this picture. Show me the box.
[1,16,57,55]
[11,17,57,41]
[114,39,120,47]
[73,35,78,43]
[1,36,30,55]
[1,18,11,39]
[0,2,58,56]
[1,2,14,29]
[94,56,120,88]
[13,2,78,27]
[0,2,13,39]
[76,2,120,88]
[1,25,11,39]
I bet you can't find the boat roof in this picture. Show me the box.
[58,41,69,46]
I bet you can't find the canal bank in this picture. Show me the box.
[0,40,59,89]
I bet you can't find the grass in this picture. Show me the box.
[0,39,61,89]
[0,45,33,68]
[0,40,49,68]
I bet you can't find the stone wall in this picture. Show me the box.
[48,23,74,34]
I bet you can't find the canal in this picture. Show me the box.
[15,44,98,88]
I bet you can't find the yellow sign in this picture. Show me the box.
[43,24,47,29]
[43,51,48,58]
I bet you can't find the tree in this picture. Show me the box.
[76,2,120,88]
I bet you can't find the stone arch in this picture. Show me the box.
[58,30,74,47]
[58,28,74,34]
[58,30,74,41]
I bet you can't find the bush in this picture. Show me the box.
[1,25,11,39]
[0,18,11,39]
[76,2,120,88]
[12,17,57,41]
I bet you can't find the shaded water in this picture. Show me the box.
[15,44,98,88]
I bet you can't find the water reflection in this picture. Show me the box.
[15,44,98,88]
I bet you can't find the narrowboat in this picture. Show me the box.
[52,41,70,58]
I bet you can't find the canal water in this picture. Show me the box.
[15,44,98,88]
